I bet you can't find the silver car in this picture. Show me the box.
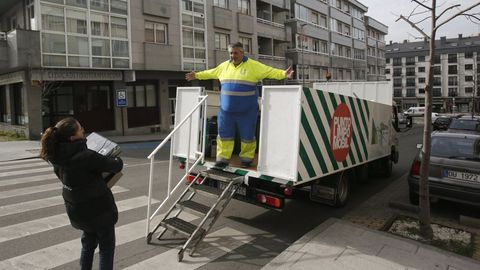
[408,132,480,206]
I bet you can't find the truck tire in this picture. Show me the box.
[334,172,350,207]
[381,157,393,177]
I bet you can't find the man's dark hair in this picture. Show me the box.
[228,42,244,52]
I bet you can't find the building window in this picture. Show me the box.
[42,5,65,32]
[406,78,416,87]
[448,76,458,86]
[433,88,442,97]
[385,68,390,74]
[465,64,473,70]
[393,78,402,87]
[111,0,128,14]
[406,57,415,65]
[433,66,441,75]
[214,33,230,50]
[393,68,402,76]
[238,0,250,15]
[465,75,473,82]
[406,67,415,76]
[448,88,458,96]
[181,0,207,70]
[466,87,473,93]
[111,17,127,38]
[91,13,109,37]
[386,58,390,64]
[66,9,87,34]
[418,77,425,83]
[418,66,425,72]
[214,0,228,8]
[394,89,402,97]
[126,84,157,108]
[434,55,441,64]
[448,65,457,74]
[465,52,473,58]
[393,58,402,66]
[433,77,441,86]
[145,22,167,44]
[418,56,425,62]
[406,88,416,97]
[0,86,6,123]
[448,53,457,63]
[419,88,425,94]
[239,36,252,53]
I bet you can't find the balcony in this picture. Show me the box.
[258,54,287,69]
[0,29,41,71]
[256,18,288,41]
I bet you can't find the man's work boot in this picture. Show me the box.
[240,161,251,168]
[214,161,228,168]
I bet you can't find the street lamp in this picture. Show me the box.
[300,23,307,87]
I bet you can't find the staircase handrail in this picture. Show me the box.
[146,95,208,236]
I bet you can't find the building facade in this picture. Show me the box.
[0,0,387,139]
[386,35,480,113]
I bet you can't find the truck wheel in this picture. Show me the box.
[382,157,393,177]
[409,189,419,205]
[334,172,350,207]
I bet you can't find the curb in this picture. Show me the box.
[460,215,480,229]
[388,201,419,213]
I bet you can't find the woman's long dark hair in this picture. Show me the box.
[40,117,79,161]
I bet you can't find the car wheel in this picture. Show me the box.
[409,189,419,205]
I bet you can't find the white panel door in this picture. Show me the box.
[172,87,203,160]
[258,85,302,181]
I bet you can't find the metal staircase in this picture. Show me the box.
[147,169,244,262]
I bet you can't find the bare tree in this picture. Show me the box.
[396,0,480,239]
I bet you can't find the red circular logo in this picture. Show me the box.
[330,103,353,162]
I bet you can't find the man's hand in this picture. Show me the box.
[284,66,294,79]
[185,71,196,81]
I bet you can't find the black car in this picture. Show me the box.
[447,116,480,133]
[432,116,452,131]
[408,132,480,206]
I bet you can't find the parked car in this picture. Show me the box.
[433,116,453,131]
[403,107,425,117]
[431,112,439,122]
[447,116,480,133]
[408,132,480,206]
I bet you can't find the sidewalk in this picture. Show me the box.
[0,133,168,162]
[262,218,480,270]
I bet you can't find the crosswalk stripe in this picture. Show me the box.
[0,167,53,178]
[0,161,50,172]
[0,174,57,187]
[0,159,42,166]
[0,183,60,199]
[0,212,198,270]
[0,186,129,217]
[0,196,159,243]
[124,227,254,270]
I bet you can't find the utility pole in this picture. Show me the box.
[473,58,477,117]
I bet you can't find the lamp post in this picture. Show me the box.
[300,23,307,87]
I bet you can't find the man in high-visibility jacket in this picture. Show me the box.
[186,42,294,168]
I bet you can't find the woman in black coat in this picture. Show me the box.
[40,117,123,270]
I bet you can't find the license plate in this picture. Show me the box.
[443,170,480,183]
[218,182,247,196]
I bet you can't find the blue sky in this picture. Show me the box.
[360,0,480,42]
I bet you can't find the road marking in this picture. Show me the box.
[124,160,170,168]
[0,174,57,187]
[124,226,254,270]
[0,167,53,178]
[0,159,42,166]
[0,183,60,199]
[0,212,198,270]
[0,161,49,172]
[0,186,129,217]
[0,196,158,243]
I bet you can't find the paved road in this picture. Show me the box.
[0,127,423,269]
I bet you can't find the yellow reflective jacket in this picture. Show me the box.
[196,56,286,112]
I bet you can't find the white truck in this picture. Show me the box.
[145,81,400,260]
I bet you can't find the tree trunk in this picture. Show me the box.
[418,0,436,240]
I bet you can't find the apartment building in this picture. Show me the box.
[386,35,480,113]
[0,0,387,139]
